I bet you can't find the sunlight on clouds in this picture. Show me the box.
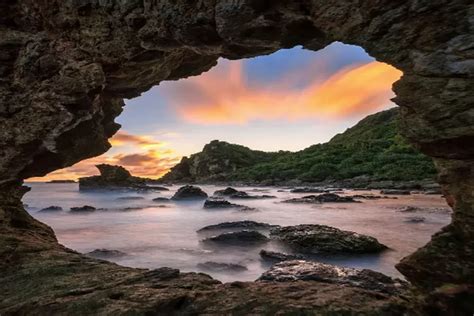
[162,60,402,124]
[29,131,180,181]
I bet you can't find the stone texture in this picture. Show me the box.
[0,0,473,314]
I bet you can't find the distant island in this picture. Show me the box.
[47,179,76,183]
[161,108,437,189]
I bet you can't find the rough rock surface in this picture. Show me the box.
[202,230,269,246]
[86,249,127,259]
[282,193,359,204]
[229,191,276,199]
[203,197,245,209]
[380,189,411,195]
[197,220,277,233]
[171,185,208,200]
[213,187,242,196]
[39,205,63,212]
[0,0,473,314]
[259,250,305,263]
[70,205,97,212]
[259,260,408,296]
[270,225,388,254]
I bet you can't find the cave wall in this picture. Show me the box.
[0,0,473,313]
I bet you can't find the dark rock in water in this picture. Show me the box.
[290,187,327,193]
[380,189,411,195]
[70,205,96,212]
[230,191,276,199]
[150,186,170,191]
[86,249,127,258]
[397,206,451,214]
[203,198,245,209]
[259,250,305,263]
[258,260,407,295]
[404,216,426,223]
[270,224,387,254]
[197,261,248,272]
[143,267,180,281]
[283,193,359,204]
[79,164,157,191]
[116,196,144,200]
[351,194,396,200]
[152,197,171,202]
[197,221,278,233]
[39,205,63,212]
[202,230,269,246]
[398,206,421,213]
[171,185,208,200]
[424,189,442,195]
[214,187,242,196]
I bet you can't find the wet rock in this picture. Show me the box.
[203,198,245,209]
[86,249,127,258]
[150,186,170,191]
[70,205,96,212]
[270,224,387,254]
[116,196,144,200]
[229,191,276,199]
[283,193,359,204]
[290,187,327,193]
[380,189,411,195]
[39,205,63,212]
[258,260,407,295]
[197,261,248,272]
[197,221,278,233]
[259,250,305,263]
[213,187,242,196]
[152,197,171,202]
[171,185,208,200]
[202,230,269,246]
[404,216,426,223]
[351,194,396,200]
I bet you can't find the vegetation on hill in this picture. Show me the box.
[161,108,437,184]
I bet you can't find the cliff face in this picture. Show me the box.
[0,0,473,314]
[163,109,437,185]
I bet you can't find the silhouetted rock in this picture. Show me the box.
[116,196,144,200]
[47,180,76,183]
[171,185,208,200]
[86,249,127,258]
[197,261,248,272]
[290,187,327,193]
[202,230,269,246]
[152,197,171,202]
[39,206,63,212]
[259,250,305,263]
[203,198,245,209]
[380,189,411,195]
[79,164,157,191]
[229,191,276,199]
[197,221,277,233]
[351,194,396,200]
[283,193,359,204]
[70,205,96,212]
[270,224,387,254]
[259,260,407,295]
[214,187,241,196]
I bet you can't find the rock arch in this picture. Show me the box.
[0,0,472,314]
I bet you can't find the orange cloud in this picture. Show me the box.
[162,60,402,124]
[28,133,180,181]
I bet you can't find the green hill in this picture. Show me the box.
[161,108,437,185]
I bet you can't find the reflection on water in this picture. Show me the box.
[23,183,451,282]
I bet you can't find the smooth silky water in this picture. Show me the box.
[23,183,451,282]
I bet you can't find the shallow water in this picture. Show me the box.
[23,183,451,283]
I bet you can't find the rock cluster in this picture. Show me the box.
[171,185,208,200]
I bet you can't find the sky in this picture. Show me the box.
[31,42,402,181]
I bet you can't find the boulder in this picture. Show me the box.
[380,189,411,195]
[258,260,407,295]
[213,187,242,196]
[39,205,63,212]
[152,197,171,202]
[404,216,426,223]
[86,249,127,258]
[171,185,208,200]
[197,261,248,272]
[197,221,277,233]
[70,205,96,212]
[229,191,276,199]
[202,230,269,246]
[259,250,305,263]
[270,224,387,254]
[203,198,245,209]
[282,193,359,204]
[350,194,396,200]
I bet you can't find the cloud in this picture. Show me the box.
[160,59,402,124]
[109,131,165,150]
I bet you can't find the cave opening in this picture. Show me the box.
[1,1,472,314]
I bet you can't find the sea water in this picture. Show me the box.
[23,182,451,283]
